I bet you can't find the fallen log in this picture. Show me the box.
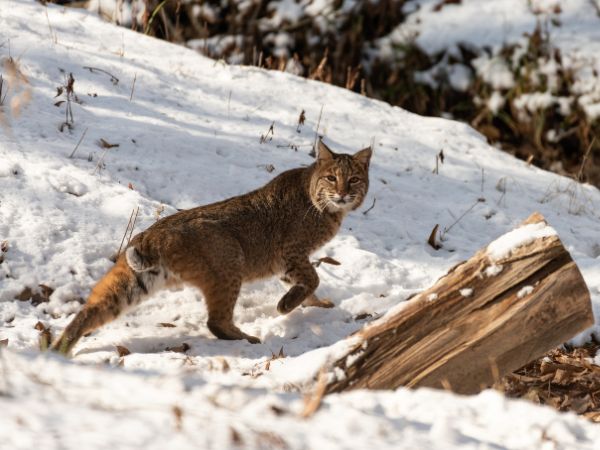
[323,212,594,395]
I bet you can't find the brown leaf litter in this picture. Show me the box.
[499,341,600,422]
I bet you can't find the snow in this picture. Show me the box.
[486,222,558,261]
[1,1,600,448]
[447,63,472,92]
[517,285,535,299]
[487,91,506,115]
[484,264,504,277]
[472,55,515,90]
[459,288,473,298]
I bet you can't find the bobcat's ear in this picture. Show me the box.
[353,146,372,169]
[317,140,336,164]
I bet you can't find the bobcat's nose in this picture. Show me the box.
[333,193,350,204]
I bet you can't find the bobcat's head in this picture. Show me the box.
[310,140,372,213]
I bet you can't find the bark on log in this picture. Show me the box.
[324,213,594,395]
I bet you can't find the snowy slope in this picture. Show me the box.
[1,1,600,448]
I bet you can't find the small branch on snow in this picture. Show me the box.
[310,105,324,158]
[362,197,377,216]
[129,73,137,102]
[83,66,119,85]
[69,127,88,158]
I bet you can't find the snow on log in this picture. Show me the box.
[323,213,594,395]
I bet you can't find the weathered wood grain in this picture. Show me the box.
[324,213,594,395]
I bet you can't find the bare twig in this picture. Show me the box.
[82,66,119,85]
[362,197,376,215]
[0,74,7,106]
[45,6,57,44]
[310,105,324,157]
[93,147,110,174]
[259,122,274,144]
[117,208,135,256]
[591,0,600,17]
[144,0,169,35]
[129,73,137,102]
[481,167,485,193]
[576,137,596,182]
[441,198,485,238]
[69,127,88,158]
[128,206,139,245]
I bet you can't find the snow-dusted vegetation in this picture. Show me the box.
[1,1,600,448]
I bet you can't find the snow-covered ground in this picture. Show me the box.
[1,1,600,448]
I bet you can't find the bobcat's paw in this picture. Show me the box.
[244,334,261,344]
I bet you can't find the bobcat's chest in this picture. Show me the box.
[305,212,344,252]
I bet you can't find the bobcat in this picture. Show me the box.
[51,140,372,354]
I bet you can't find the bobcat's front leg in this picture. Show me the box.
[277,256,319,314]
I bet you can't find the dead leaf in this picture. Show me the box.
[552,368,573,385]
[172,405,183,431]
[31,284,54,305]
[1,241,8,252]
[270,405,286,416]
[116,345,131,357]
[230,427,243,445]
[97,138,119,149]
[301,370,328,418]
[16,287,32,301]
[571,395,592,414]
[55,86,64,98]
[216,357,230,372]
[523,388,541,404]
[158,322,176,328]
[35,322,52,351]
[0,339,8,347]
[313,256,341,267]
[354,313,373,321]
[427,224,442,250]
[54,100,65,107]
[433,0,461,12]
[166,343,190,353]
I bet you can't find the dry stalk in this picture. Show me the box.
[310,105,324,157]
[129,73,137,101]
[69,127,88,158]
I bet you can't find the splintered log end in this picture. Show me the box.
[324,213,594,395]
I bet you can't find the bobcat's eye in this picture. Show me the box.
[349,176,361,184]
[326,175,337,182]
